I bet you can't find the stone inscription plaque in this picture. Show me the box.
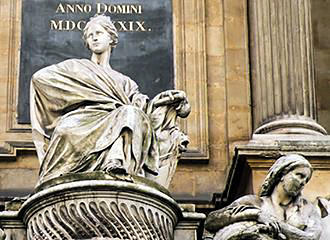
[18,0,174,123]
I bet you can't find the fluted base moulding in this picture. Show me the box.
[18,174,182,240]
[254,118,327,135]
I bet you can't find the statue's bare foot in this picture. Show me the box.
[104,159,127,175]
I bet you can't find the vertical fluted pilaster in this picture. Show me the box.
[249,0,326,135]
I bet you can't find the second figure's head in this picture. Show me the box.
[259,154,312,198]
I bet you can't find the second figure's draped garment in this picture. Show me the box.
[30,59,159,185]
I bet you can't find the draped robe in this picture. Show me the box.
[204,195,322,240]
[30,59,159,185]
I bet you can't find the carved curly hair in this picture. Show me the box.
[82,14,119,51]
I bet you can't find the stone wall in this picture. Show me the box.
[2,0,330,210]
[312,0,330,133]
[169,0,251,204]
[0,0,39,198]
[0,0,252,206]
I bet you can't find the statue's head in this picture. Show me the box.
[259,154,312,198]
[83,15,118,52]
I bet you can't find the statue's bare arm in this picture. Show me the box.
[205,195,262,232]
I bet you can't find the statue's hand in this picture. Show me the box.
[258,211,286,240]
[153,90,187,107]
[230,204,258,215]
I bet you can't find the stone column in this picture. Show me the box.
[249,0,327,135]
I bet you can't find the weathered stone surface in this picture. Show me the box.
[174,212,206,240]
[0,174,206,239]
[0,211,27,240]
[0,169,38,197]
[0,0,252,205]
[249,0,326,135]
[204,154,323,240]
[312,0,330,133]
[234,134,330,201]
[20,178,181,240]
[30,15,190,189]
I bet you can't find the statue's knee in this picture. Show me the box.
[53,124,70,139]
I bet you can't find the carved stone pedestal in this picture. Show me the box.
[20,177,180,240]
[0,211,27,240]
[0,173,205,240]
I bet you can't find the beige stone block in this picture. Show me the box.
[0,29,9,46]
[207,56,225,85]
[251,169,268,194]
[0,1,11,9]
[0,69,9,82]
[318,109,330,134]
[0,19,10,29]
[225,49,249,79]
[227,79,250,106]
[224,21,246,50]
[225,28,246,50]
[183,0,205,25]
[0,102,6,115]
[184,53,204,83]
[0,56,8,67]
[171,167,228,200]
[195,171,226,196]
[223,0,247,49]
[0,153,39,169]
[209,117,227,146]
[227,107,251,141]
[206,0,223,27]
[223,0,246,20]
[0,168,38,190]
[184,24,203,53]
[305,170,330,200]
[314,49,330,72]
[208,104,225,121]
[0,3,12,19]
[312,1,330,49]
[208,116,226,145]
[0,89,6,99]
[208,145,229,171]
[315,77,330,107]
[208,83,226,107]
[210,127,227,148]
[169,170,195,196]
[206,26,224,57]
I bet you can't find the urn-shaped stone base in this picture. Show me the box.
[19,174,181,240]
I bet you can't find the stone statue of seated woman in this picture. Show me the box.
[30,15,190,189]
[203,154,323,240]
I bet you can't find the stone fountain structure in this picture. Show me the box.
[0,15,205,240]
